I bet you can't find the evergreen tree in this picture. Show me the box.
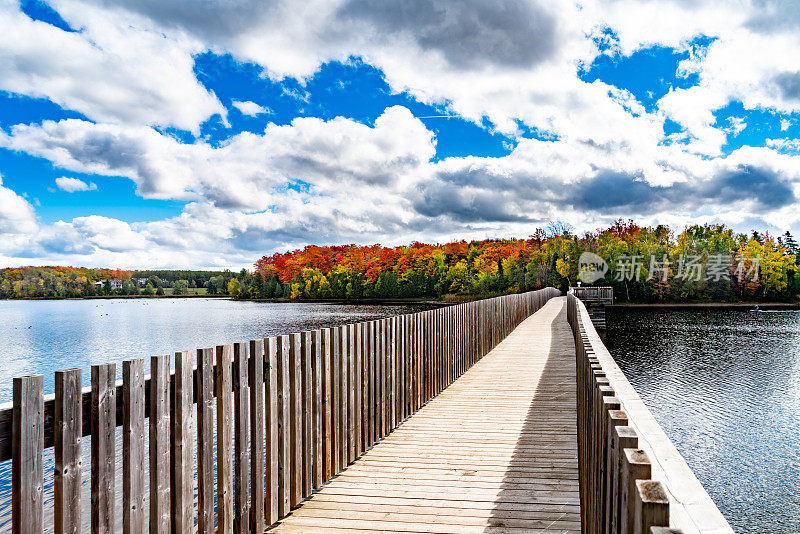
[783,231,798,256]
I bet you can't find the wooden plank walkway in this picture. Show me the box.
[273,297,580,533]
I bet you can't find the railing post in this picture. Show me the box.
[611,426,639,534]
[12,375,44,534]
[121,360,145,533]
[621,449,652,534]
[91,363,115,534]
[172,351,194,533]
[634,480,670,534]
[265,337,280,524]
[55,368,82,534]
[214,347,233,534]
[150,355,171,534]
[300,331,314,495]
[276,335,291,517]
[196,348,215,534]
[249,339,266,533]
[311,330,323,490]
[288,333,302,507]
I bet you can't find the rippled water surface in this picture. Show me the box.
[0,298,431,532]
[606,308,800,534]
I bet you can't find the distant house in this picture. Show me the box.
[136,278,148,286]
[94,279,124,290]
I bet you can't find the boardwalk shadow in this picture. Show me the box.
[486,298,581,533]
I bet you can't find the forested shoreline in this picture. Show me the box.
[3,220,800,303]
[0,267,237,299]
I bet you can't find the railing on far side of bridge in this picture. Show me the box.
[567,293,733,534]
[3,286,561,534]
[571,286,614,303]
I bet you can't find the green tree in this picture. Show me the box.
[445,260,473,294]
[172,280,189,295]
[319,275,332,298]
[205,279,218,294]
[228,278,242,298]
[375,271,398,297]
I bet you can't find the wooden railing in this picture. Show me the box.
[570,286,614,302]
[4,287,561,534]
[567,294,733,534]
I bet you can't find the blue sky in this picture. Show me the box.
[1,0,799,268]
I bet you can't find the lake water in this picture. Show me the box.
[606,308,800,534]
[0,297,432,532]
[0,298,432,402]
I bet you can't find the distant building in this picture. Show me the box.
[94,279,124,290]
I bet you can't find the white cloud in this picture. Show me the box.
[231,100,271,116]
[0,0,223,131]
[55,176,97,192]
[4,119,800,270]
[0,174,38,237]
[767,138,800,154]
[0,106,435,209]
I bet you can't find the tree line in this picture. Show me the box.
[247,220,800,302]
[4,220,799,302]
[0,267,237,298]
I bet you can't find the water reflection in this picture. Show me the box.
[606,308,800,534]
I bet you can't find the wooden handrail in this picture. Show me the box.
[567,294,732,534]
[569,286,614,302]
[7,287,561,533]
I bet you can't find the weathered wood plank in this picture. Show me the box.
[12,375,44,534]
[121,362,144,534]
[353,323,363,459]
[347,323,356,464]
[634,480,669,534]
[379,319,386,438]
[265,337,280,525]
[331,327,342,474]
[338,325,349,469]
[311,330,323,490]
[276,335,291,517]
[149,356,170,534]
[367,321,375,447]
[249,339,266,534]
[321,328,333,481]
[301,331,313,497]
[289,333,303,507]
[233,342,251,533]
[622,448,652,534]
[196,348,215,534]
[55,368,82,534]
[171,351,194,534]
[216,345,234,534]
[91,363,115,534]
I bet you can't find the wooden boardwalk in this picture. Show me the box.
[274,297,580,533]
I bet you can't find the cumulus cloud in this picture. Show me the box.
[0,0,223,131]
[0,174,38,237]
[336,0,557,69]
[0,106,435,209]
[231,100,271,116]
[55,176,97,192]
